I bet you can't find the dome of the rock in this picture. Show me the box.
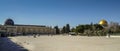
[99,19,108,27]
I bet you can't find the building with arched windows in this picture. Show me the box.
[0,18,56,36]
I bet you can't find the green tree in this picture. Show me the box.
[71,27,75,32]
[61,26,66,33]
[54,26,60,34]
[66,24,70,33]
[75,25,84,33]
[93,24,103,30]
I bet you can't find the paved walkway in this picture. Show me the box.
[10,36,120,51]
[0,37,28,51]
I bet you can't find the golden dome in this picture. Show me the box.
[99,19,108,26]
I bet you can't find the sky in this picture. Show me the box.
[0,0,120,28]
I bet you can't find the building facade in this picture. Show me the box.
[0,18,56,36]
